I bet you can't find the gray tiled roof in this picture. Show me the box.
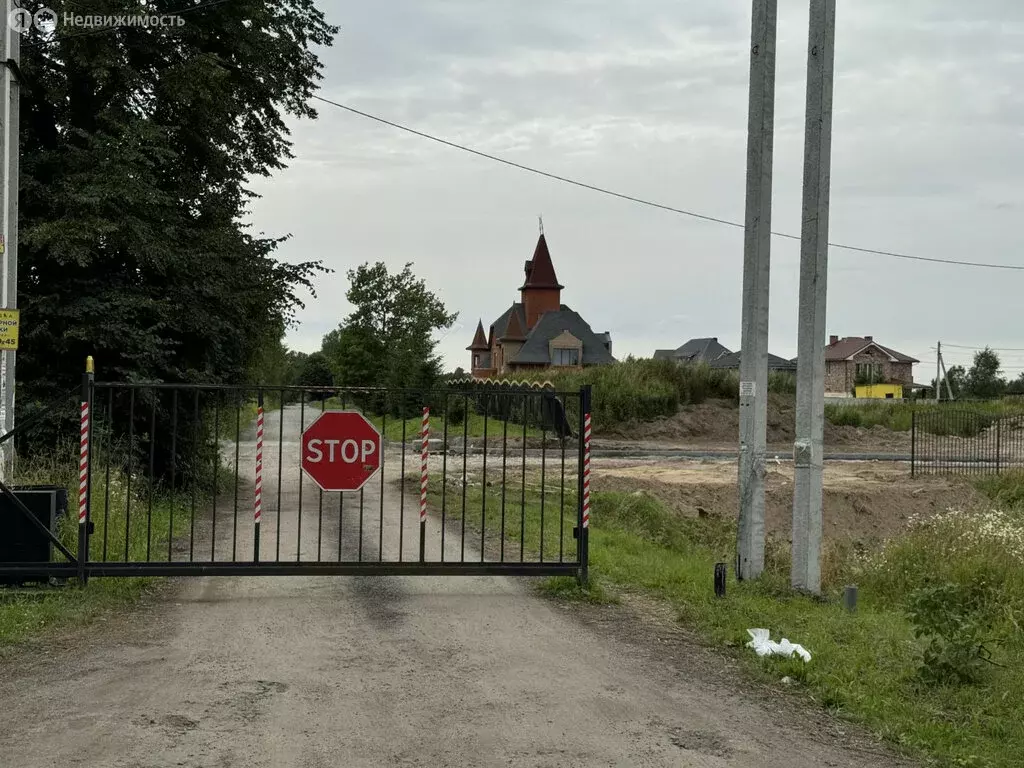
[509,306,616,365]
[708,351,797,371]
[489,303,526,341]
[665,338,732,364]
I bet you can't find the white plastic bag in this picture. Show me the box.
[746,628,812,662]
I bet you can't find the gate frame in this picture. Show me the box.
[59,365,593,586]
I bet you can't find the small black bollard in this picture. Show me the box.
[843,584,858,613]
[714,562,727,598]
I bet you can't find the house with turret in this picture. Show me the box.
[467,228,614,378]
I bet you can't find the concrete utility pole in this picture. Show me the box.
[791,0,836,594]
[940,347,954,400]
[737,0,778,581]
[0,2,19,481]
[935,341,942,402]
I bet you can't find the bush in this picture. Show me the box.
[517,358,797,430]
[907,581,1001,686]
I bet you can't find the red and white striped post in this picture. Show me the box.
[79,402,89,525]
[577,384,592,584]
[419,406,429,562]
[254,395,264,561]
[78,356,95,585]
[582,412,591,530]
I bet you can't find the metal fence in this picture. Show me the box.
[1,378,592,584]
[911,408,1024,476]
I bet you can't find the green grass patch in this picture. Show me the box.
[429,469,1024,767]
[974,470,1024,510]
[1,450,235,652]
[317,397,543,442]
[536,575,618,604]
[826,399,1024,435]
[515,358,797,430]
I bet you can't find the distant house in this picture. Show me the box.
[467,229,614,378]
[654,339,795,371]
[653,338,732,365]
[709,351,797,373]
[825,335,919,397]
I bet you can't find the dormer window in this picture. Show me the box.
[553,347,580,366]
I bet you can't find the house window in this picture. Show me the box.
[855,363,883,383]
[553,347,580,366]
[473,354,479,368]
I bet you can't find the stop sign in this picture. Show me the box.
[301,411,382,492]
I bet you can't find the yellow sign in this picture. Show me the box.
[0,310,19,350]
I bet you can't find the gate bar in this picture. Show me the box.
[419,406,429,563]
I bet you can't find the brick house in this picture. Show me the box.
[824,335,919,396]
[467,231,614,378]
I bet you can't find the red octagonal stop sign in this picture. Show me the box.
[301,411,382,492]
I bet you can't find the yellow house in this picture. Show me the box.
[854,383,903,399]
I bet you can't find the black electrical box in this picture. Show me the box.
[0,485,69,586]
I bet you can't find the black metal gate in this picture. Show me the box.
[911,408,1024,476]
[0,371,591,584]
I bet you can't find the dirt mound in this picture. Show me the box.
[600,397,912,453]
[596,460,986,545]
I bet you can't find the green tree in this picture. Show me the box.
[296,352,334,399]
[15,1,339,473]
[322,263,456,415]
[1006,372,1024,396]
[965,348,1006,399]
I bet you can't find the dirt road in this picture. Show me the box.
[0,406,915,767]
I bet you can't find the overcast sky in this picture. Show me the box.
[247,0,1024,381]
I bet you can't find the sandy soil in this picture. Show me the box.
[596,458,987,544]
[0,406,917,768]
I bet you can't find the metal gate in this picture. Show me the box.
[0,368,591,584]
[911,408,1024,476]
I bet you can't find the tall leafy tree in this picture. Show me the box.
[14,0,338,464]
[965,348,1006,399]
[323,262,456,414]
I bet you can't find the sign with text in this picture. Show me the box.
[300,411,382,492]
[0,310,20,350]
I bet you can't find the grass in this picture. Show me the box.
[826,399,1024,435]
[517,358,797,430]
[318,394,544,441]
[1,437,244,653]
[427,466,1024,768]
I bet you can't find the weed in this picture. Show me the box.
[906,581,1002,686]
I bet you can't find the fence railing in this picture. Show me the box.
[911,409,1024,476]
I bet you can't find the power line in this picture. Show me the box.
[311,96,1024,273]
[940,342,1024,353]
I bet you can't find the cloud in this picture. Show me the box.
[247,0,1024,375]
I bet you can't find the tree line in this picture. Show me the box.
[931,348,1024,399]
[14,1,338,478]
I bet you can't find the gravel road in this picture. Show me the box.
[0,406,916,768]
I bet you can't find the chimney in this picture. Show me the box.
[864,335,873,342]
[829,335,838,345]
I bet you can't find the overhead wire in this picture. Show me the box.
[311,96,1024,273]
[16,10,1024,274]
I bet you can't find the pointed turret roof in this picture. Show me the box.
[519,234,564,291]
[467,320,489,350]
[500,307,527,341]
